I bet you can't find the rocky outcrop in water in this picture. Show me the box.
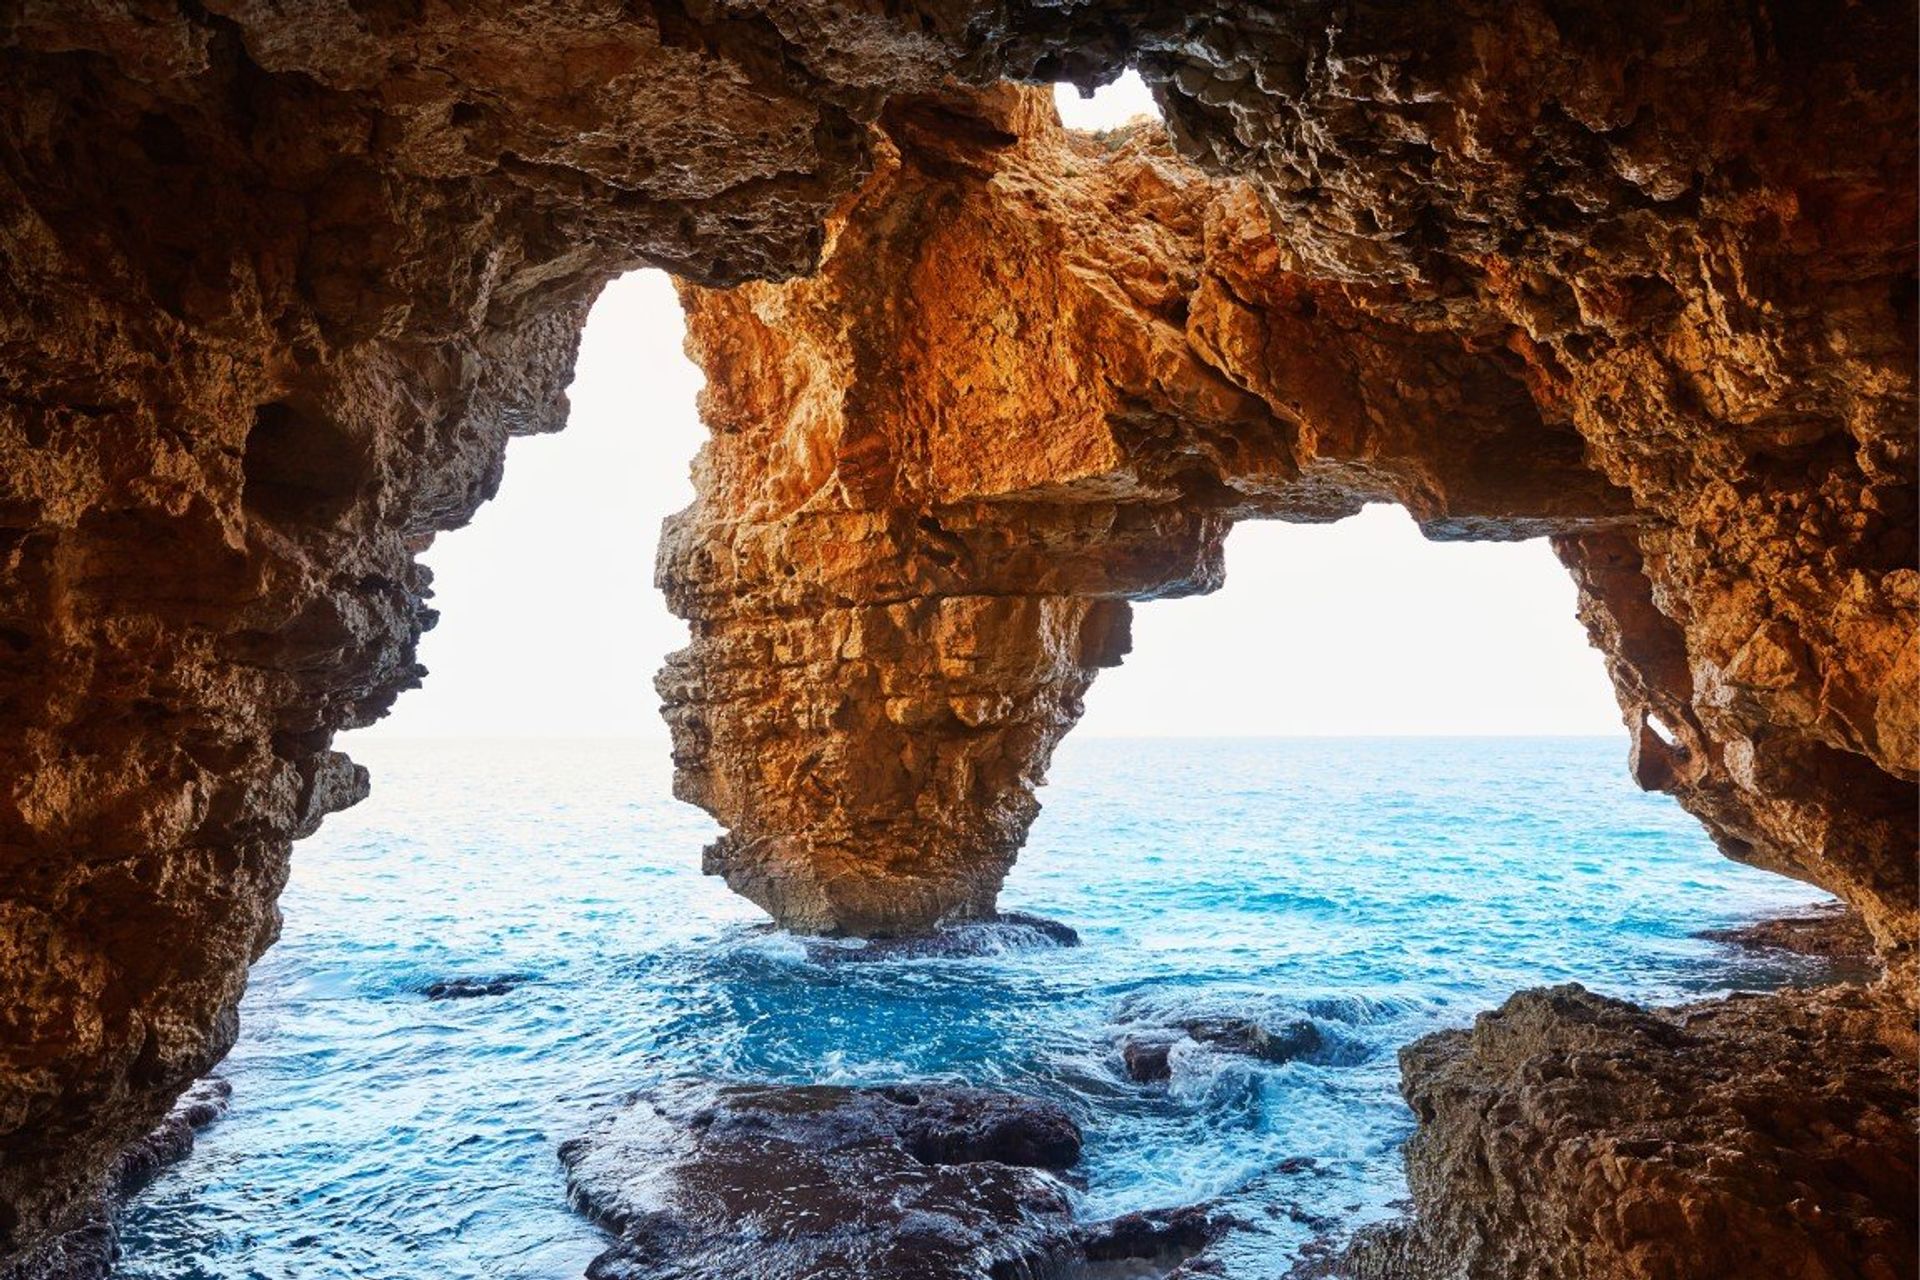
[1697,902,1877,964]
[560,1080,1227,1279]
[1120,1017,1324,1084]
[0,0,1913,1268]
[420,975,531,1000]
[0,1079,228,1280]
[1335,986,1918,1280]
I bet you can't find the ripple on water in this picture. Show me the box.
[115,738,1838,1280]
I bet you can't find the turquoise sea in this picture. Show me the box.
[117,736,1836,1278]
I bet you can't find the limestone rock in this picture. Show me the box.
[1338,985,1918,1280]
[559,1080,1228,1279]
[666,59,1916,972]
[664,85,1638,937]
[0,0,1913,1266]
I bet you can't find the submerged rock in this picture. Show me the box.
[1118,1016,1324,1083]
[799,912,1080,965]
[421,975,530,1000]
[561,1081,1227,1279]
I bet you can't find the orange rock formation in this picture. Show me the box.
[0,2,1912,1274]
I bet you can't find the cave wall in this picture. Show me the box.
[665,0,1919,962]
[0,0,1913,1269]
[0,1,899,1258]
[661,84,1638,935]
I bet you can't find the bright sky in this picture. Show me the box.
[355,76,1623,744]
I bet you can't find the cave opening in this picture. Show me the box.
[350,269,706,744]
[100,71,1866,1280]
[119,278,1842,1279]
[4,5,1912,1276]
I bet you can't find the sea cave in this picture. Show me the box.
[0,4,1914,1278]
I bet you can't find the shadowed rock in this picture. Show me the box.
[421,975,531,1000]
[560,1081,1228,1279]
[0,1079,230,1280]
[798,912,1080,965]
[1119,1017,1324,1083]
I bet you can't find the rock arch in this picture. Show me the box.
[661,83,1916,966]
[0,1,1912,1270]
[660,85,1640,936]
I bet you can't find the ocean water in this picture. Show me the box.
[116,736,1838,1279]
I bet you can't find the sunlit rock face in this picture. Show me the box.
[662,85,1635,936]
[0,0,1913,1271]
[666,23,1917,963]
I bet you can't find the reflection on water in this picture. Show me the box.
[117,737,1839,1279]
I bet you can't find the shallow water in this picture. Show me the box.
[118,736,1837,1279]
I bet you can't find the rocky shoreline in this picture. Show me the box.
[550,902,1920,1280]
[1315,981,1917,1280]
[560,1080,1235,1279]
[22,908,1912,1280]
[1696,902,1878,964]
[0,1080,229,1280]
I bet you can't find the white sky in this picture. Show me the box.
[354,76,1624,744]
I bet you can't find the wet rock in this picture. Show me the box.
[1182,1018,1322,1064]
[421,975,530,1000]
[1339,985,1919,1280]
[1120,1034,1180,1084]
[1120,1016,1323,1082]
[561,1080,1227,1280]
[1080,1204,1233,1274]
[1,1079,230,1280]
[801,912,1079,964]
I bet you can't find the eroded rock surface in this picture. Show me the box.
[665,47,1916,960]
[1698,902,1878,964]
[560,1080,1227,1279]
[0,1078,229,1280]
[1335,985,1918,1280]
[663,84,1638,935]
[1,0,1914,1268]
